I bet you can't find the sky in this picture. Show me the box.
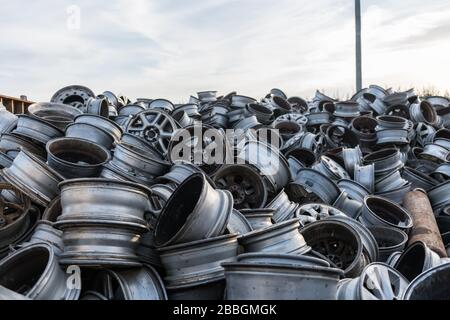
[1,0,450,103]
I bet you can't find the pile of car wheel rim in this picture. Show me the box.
[0,85,449,300]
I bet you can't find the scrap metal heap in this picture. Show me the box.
[0,85,450,300]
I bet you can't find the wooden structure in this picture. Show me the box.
[0,94,34,114]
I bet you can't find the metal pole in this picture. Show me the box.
[355,0,362,91]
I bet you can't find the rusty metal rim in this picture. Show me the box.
[410,101,438,125]
[325,125,359,148]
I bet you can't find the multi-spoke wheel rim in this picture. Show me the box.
[126,110,178,156]
[359,263,409,300]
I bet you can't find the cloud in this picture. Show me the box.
[0,0,449,102]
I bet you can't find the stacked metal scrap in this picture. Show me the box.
[0,85,449,300]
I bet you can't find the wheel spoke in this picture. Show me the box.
[216,177,228,189]
[160,131,174,139]
[158,140,168,154]
[139,113,152,127]
[150,113,162,125]
[244,186,255,196]
[159,117,170,128]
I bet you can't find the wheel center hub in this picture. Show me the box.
[229,185,245,203]
[145,127,159,142]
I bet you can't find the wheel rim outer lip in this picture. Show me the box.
[402,167,438,191]
[403,261,450,300]
[54,178,151,266]
[337,262,408,300]
[266,190,300,223]
[154,173,233,247]
[66,123,115,149]
[0,243,79,300]
[75,114,123,143]
[239,219,311,255]
[364,149,404,176]
[0,133,46,158]
[46,138,111,178]
[367,226,408,261]
[360,196,413,231]
[55,178,151,228]
[427,180,450,211]
[13,115,64,145]
[300,220,366,277]
[50,85,95,104]
[338,179,370,202]
[1,150,64,206]
[28,102,82,130]
[108,142,170,181]
[292,168,340,204]
[222,259,343,300]
[0,187,31,248]
[394,241,442,282]
[55,221,146,267]
[103,264,167,300]
[158,234,239,289]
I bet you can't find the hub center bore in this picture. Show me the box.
[145,128,159,141]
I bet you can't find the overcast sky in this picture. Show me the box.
[1,0,450,102]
